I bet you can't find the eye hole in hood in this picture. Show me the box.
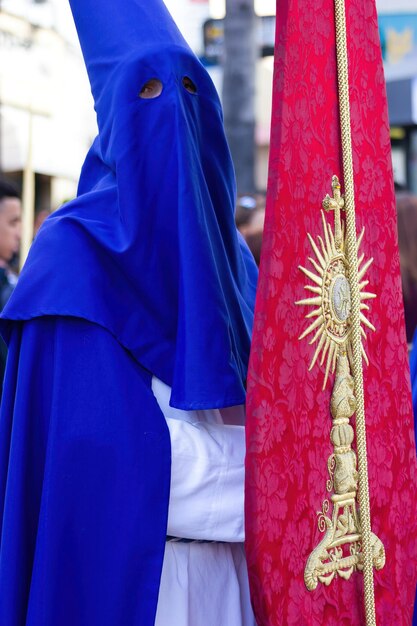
[182,76,197,95]
[139,78,163,99]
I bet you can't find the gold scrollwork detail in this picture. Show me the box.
[296,177,385,592]
[304,352,385,591]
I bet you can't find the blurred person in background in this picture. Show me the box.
[396,192,417,344]
[34,208,52,238]
[235,195,258,230]
[399,193,417,534]
[0,181,21,399]
[236,195,265,266]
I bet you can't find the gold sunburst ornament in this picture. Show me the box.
[296,176,385,596]
[296,176,376,389]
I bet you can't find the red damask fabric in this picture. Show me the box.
[245,1,417,625]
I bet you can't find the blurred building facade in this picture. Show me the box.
[0,0,96,255]
[377,0,417,193]
[207,0,417,194]
[0,0,415,255]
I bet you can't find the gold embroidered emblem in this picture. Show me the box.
[296,177,375,389]
[296,176,385,591]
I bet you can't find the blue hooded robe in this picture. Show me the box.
[0,1,258,624]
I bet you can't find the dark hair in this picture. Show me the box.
[396,193,417,341]
[0,181,20,202]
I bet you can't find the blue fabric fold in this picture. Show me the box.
[0,317,171,625]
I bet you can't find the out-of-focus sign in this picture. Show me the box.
[203,15,275,63]
[204,13,417,67]
[203,19,224,62]
[379,13,417,65]
[379,14,417,126]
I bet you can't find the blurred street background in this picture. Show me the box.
[0,0,416,261]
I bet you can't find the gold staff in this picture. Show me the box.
[334,1,377,623]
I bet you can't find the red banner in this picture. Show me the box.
[245,1,417,624]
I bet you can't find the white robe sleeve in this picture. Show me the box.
[165,417,245,543]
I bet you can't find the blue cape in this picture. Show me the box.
[1,0,258,410]
[0,318,171,625]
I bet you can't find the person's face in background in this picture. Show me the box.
[0,197,22,266]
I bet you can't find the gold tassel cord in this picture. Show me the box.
[333,1,377,624]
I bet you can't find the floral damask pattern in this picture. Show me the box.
[245,1,417,624]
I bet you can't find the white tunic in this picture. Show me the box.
[152,377,257,626]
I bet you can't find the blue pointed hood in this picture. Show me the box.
[69,0,190,149]
[1,0,258,410]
